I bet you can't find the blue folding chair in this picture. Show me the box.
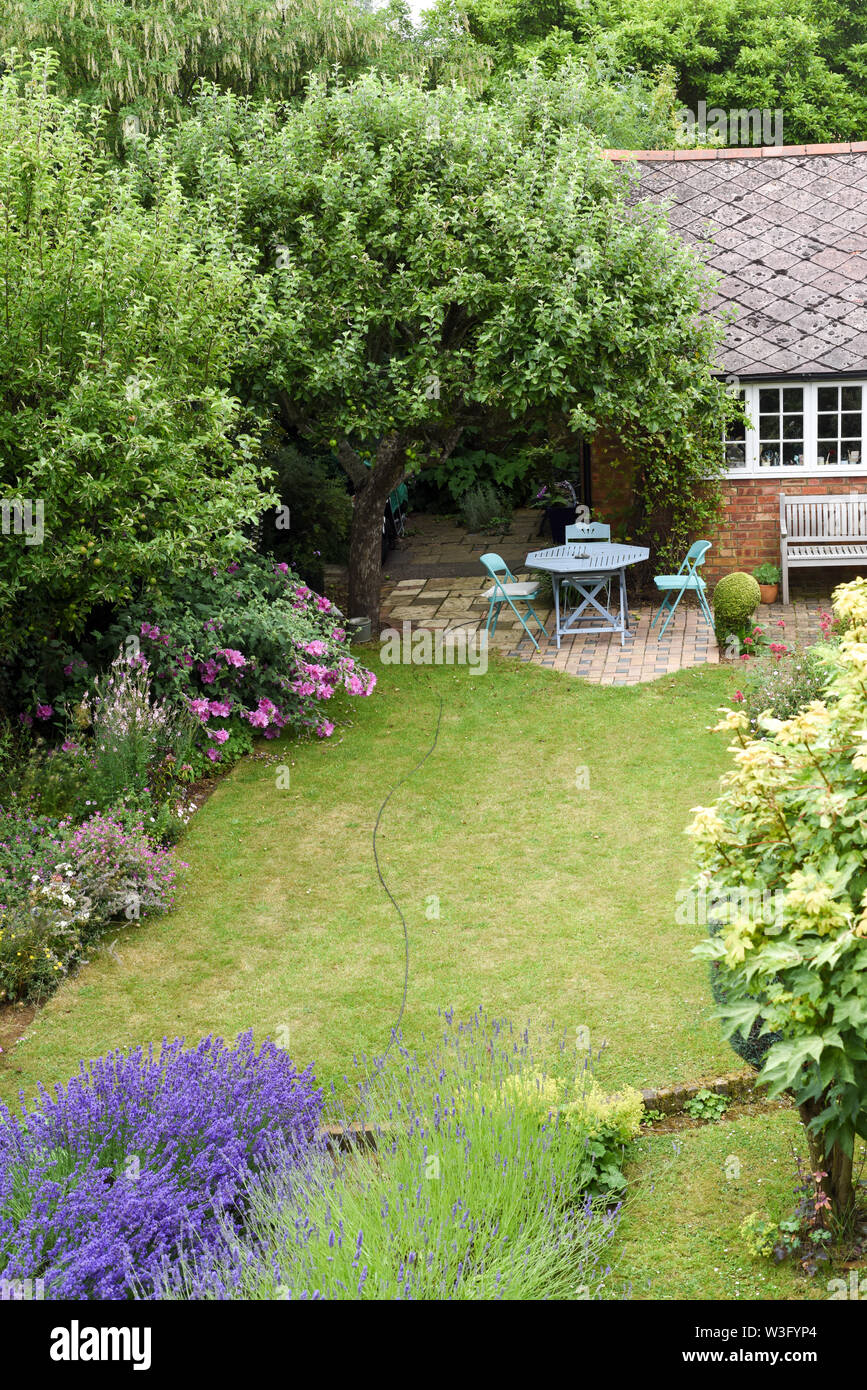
[480,553,547,651]
[650,540,713,638]
[562,522,613,610]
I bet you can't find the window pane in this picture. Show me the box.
[817,439,836,463]
[759,416,779,437]
[842,386,862,412]
[817,386,838,412]
[783,414,803,439]
[782,441,804,465]
[782,387,804,412]
[759,444,780,464]
[843,442,862,463]
[725,444,746,467]
[817,414,838,436]
[759,388,779,412]
[726,417,746,441]
[841,413,861,437]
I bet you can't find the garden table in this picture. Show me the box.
[525,542,650,649]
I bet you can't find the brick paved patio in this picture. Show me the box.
[376,511,833,686]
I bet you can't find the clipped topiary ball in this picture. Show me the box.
[713,571,761,651]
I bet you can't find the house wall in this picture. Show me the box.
[589,437,867,583]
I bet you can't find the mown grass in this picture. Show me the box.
[1,651,737,1107]
[0,648,838,1298]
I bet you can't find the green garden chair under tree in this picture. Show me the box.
[480,553,547,651]
[650,540,713,638]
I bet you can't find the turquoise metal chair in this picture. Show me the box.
[562,522,612,609]
[650,540,713,638]
[480,553,547,651]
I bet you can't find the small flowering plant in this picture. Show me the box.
[96,554,375,763]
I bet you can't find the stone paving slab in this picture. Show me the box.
[380,573,830,685]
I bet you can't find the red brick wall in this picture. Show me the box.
[708,476,867,582]
[590,437,867,583]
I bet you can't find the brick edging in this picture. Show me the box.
[320,1072,761,1148]
[641,1071,757,1115]
[604,141,867,162]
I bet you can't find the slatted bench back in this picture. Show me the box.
[782,494,867,544]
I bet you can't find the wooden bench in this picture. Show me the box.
[780,493,867,604]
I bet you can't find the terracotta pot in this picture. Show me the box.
[758,583,779,605]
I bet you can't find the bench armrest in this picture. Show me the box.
[780,519,788,538]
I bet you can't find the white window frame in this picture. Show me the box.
[724,380,867,477]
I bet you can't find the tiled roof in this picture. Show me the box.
[607,143,867,377]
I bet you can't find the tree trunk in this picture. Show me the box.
[798,1098,855,1221]
[346,433,407,628]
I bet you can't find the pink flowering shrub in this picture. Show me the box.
[0,806,185,1002]
[97,554,375,761]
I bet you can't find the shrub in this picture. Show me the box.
[161,1011,626,1300]
[459,483,512,533]
[0,808,185,1002]
[0,1033,324,1299]
[92,554,375,759]
[691,575,867,1218]
[713,572,762,650]
[84,655,199,809]
[732,646,830,732]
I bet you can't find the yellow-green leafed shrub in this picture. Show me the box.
[691,576,867,1218]
[559,1077,644,1196]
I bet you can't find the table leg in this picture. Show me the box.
[619,569,627,648]
[553,575,561,650]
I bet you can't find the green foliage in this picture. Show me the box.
[461,0,867,144]
[0,53,276,685]
[752,563,782,586]
[735,647,830,735]
[159,67,729,560]
[713,572,761,649]
[691,578,867,1193]
[459,482,512,532]
[260,443,353,589]
[684,1087,729,1122]
[740,1158,832,1275]
[426,446,533,507]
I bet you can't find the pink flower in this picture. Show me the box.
[18,713,33,728]
[274,562,289,576]
[316,595,332,613]
[206,748,222,762]
[206,728,229,743]
[208,700,232,717]
[776,620,786,628]
[732,691,744,703]
[227,561,240,574]
[331,627,346,642]
[217,648,246,668]
[304,640,327,658]
[198,658,220,684]
[61,738,79,752]
[63,663,74,676]
[316,720,335,738]
[188,698,211,721]
[35,704,53,720]
[246,709,269,728]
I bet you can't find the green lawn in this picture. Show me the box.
[2,649,826,1298]
[1,651,737,1104]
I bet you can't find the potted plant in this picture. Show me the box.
[530,482,579,545]
[752,562,782,604]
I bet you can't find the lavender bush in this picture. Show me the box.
[163,1011,629,1300]
[0,1032,323,1299]
[0,807,185,1002]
